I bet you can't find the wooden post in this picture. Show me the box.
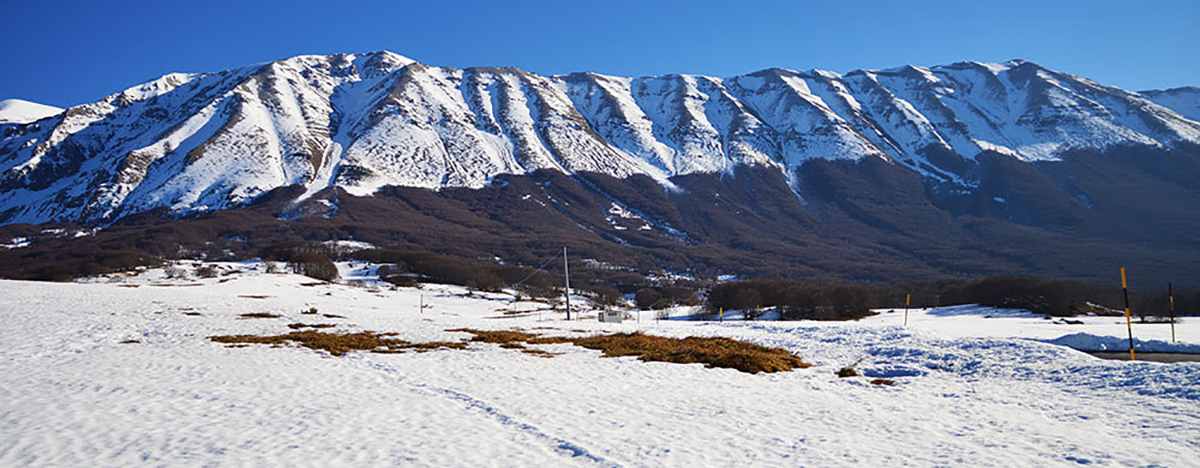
[1169,282,1176,343]
[1121,268,1135,361]
[904,294,910,327]
[563,246,571,321]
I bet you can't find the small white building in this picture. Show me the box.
[598,310,624,323]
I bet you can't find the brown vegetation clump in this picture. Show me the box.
[287,323,336,329]
[447,328,571,357]
[522,348,559,358]
[408,341,471,353]
[446,328,806,373]
[570,333,809,374]
[209,330,466,356]
[447,328,569,344]
[214,326,805,374]
[870,378,896,386]
[119,339,139,344]
[286,252,339,282]
[239,312,280,319]
[836,367,859,378]
[447,328,536,343]
[183,311,202,316]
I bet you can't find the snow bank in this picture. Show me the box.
[1040,332,1200,354]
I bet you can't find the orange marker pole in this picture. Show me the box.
[1121,268,1135,361]
[1168,282,1176,343]
[904,294,910,327]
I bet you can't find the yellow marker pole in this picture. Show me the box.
[719,307,723,322]
[756,304,760,321]
[1121,268,1135,361]
[1168,282,1176,343]
[904,294,911,327]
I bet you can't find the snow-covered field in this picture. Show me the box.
[2,262,1198,467]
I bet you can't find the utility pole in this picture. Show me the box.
[563,246,571,321]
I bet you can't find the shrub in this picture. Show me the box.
[635,288,663,310]
[939,276,1119,316]
[195,265,219,278]
[590,285,623,307]
[288,252,338,282]
[708,280,878,321]
[164,265,189,279]
[661,286,700,306]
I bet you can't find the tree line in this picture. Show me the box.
[704,276,1199,319]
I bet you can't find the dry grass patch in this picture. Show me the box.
[287,323,336,329]
[448,328,805,374]
[448,328,570,345]
[870,378,896,386]
[213,326,804,374]
[239,312,280,319]
[571,333,809,374]
[119,339,139,344]
[408,341,470,353]
[209,330,467,356]
[448,328,538,344]
[323,314,345,319]
[183,311,203,316]
[522,349,559,358]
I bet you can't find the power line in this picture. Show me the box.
[508,249,564,291]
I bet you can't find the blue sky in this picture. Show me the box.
[4,0,1197,108]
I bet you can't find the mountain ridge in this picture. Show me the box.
[2,51,1198,226]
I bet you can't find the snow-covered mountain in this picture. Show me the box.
[1141,87,1200,122]
[0,99,63,124]
[2,52,1199,225]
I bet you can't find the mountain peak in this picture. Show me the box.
[0,99,63,124]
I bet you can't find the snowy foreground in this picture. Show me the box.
[2,263,1198,467]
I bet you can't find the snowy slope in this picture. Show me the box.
[0,99,62,124]
[1,265,1198,467]
[2,53,1199,225]
[1141,86,1200,122]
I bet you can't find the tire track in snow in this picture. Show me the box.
[352,357,619,467]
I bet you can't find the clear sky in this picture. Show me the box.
[4,0,1197,108]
